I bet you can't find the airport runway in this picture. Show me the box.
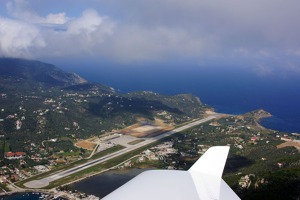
[24,115,217,188]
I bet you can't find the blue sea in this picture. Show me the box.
[70,168,147,198]
[0,192,66,200]
[66,64,300,133]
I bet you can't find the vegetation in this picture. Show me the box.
[0,57,208,185]
[118,114,300,199]
[0,58,206,152]
[1,58,299,199]
[128,139,145,145]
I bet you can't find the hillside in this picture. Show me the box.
[0,58,208,164]
[0,58,87,87]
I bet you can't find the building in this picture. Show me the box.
[4,152,26,160]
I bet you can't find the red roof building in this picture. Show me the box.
[4,152,26,160]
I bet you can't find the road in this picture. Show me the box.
[24,115,217,188]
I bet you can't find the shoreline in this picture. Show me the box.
[2,110,297,198]
[214,106,299,133]
[0,190,53,197]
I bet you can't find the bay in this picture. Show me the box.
[70,168,147,198]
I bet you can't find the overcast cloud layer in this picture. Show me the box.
[0,0,300,74]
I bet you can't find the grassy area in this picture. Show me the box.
[89,145,125,160]
[16,145,125,188]
[61,150,81,157]
[128,139,145,145]
[59,136,74,142]
[174,117,202,128]
[4,142,10,152]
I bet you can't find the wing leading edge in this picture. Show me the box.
[103,146,240,200]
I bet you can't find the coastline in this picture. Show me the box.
[0,191,60,199]
[69,168,148,199]
[2,109,297,199]
[0,189,52,197]
[253,109,273,130]
[214,105,299,133]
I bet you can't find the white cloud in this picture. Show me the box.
[44,13,69,25]
[0,1,114,58]
[67,10,106,35]
[42,10,114,57]
[1,0,300,74]
[0,17,45,58]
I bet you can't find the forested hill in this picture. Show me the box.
[0,58,87,87]
[0,58,208,153]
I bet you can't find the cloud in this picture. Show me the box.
[43,13,69,25]
[104,26,205,62]
[0,1,114,58]
[6,0,69,25]
[42,10,114,57]
[67,10,107,35]
[108,0,300,57]
[0,0,300,74]
[0,17,45,58]
[253,64,274,77]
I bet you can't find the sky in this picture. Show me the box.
[0,0,300,76]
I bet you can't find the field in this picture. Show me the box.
[119,119,173,138]
[75,140,96,150]
[277,141,300,150]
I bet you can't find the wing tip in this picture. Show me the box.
[189,146,230,177]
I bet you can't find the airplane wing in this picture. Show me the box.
[102,146,240,200]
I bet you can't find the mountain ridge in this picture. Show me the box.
[0,58,87,87]
[0,57,207,153]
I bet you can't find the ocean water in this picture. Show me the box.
[0,192,66,200]
[70,169,147,198]
[69,64,300,133]
[0,193,41,200]
[63,63,300,199]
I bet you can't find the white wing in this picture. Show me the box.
[102,146,240,200]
